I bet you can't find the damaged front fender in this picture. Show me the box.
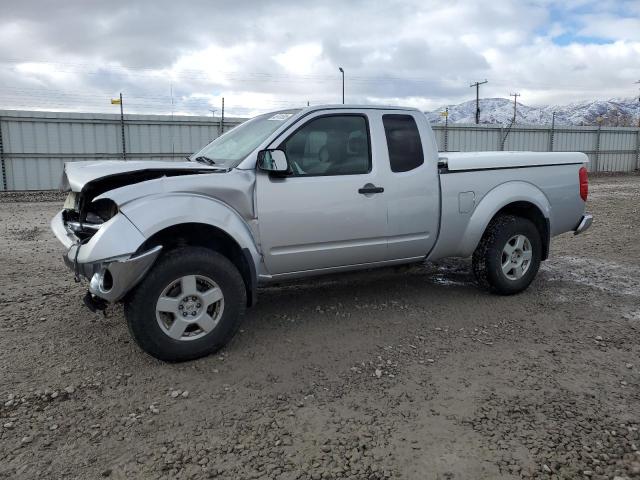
[67,212,147,265]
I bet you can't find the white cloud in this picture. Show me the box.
[0,0,639,116]
[274,43,324,74]
[578,14,640,41]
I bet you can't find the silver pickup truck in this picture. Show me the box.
[51,105,592,361]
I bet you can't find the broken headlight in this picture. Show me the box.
[85,198,119,224]
[64,198,119,240]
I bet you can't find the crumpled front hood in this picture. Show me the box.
[94,166,257,225]
[62,160,222,192]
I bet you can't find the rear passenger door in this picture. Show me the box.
[379,112,440,260]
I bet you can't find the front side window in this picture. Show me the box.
[280,115,371,176]
[383,114,424,173]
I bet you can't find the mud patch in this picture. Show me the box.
[541,255,640,297]
[425,259,475,287]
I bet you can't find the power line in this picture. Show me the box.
[0,86,317,105]
[0,93,313,116]
[0,58,459,89]
[3,58,636,96]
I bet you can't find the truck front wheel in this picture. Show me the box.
[472,214,542,295]
[124,247,246,362]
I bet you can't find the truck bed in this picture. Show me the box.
[441,151,587,172]
[428,152,588,261]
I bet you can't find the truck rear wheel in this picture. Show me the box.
[472,214,542,295]
[124,247,246,362]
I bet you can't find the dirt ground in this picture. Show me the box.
[0,175,639,480]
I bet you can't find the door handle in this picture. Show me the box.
[358,183,384,195]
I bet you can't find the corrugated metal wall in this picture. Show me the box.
[0,110,243,190]
[1,110,638,190]
[433,123,640,173]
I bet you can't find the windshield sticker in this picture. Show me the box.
[268,113,294,121]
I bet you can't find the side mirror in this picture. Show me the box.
[257,149,289,173]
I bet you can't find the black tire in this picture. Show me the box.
[472,214,542,295]
[124,247,246,362]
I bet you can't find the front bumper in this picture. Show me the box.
[86,246,162,301]
[574,213,593,235]
[51,210,162,302]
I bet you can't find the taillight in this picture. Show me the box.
[579,166,588,202]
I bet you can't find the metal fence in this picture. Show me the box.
[1,110,639,191]
[0,110,243,190]
[432,123,640,173]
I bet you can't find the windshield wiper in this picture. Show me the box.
[192,155,216,166]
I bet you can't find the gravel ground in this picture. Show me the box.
[0,175,639,480]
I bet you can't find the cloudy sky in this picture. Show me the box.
[1,0,639,117]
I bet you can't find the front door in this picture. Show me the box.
[256,112,388,275]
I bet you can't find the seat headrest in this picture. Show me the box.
[348,136,366,154]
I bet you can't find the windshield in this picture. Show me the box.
[190,109,300,168]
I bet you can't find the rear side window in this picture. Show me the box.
[382,114,424,173]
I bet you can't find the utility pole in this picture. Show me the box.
[111,93,126,160]
[548,111,556,152]
[510,92,521,123]
[443,107,449,152]
[170,84,175,156]
[469,80,488,124]
[220,97,225,136]
[120,93,126,160]
[635,81,640,169]
[595,116,603,172]
[635,80,640,128]
[338,67,344,104]
[0,112,6,190]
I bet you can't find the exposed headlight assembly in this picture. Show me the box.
[85,198,119,224]
[64,198,119,240]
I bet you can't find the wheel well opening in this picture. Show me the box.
[139,223,255,306]
[492,202,550,260]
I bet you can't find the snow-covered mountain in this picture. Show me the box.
[426,98,640,127]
